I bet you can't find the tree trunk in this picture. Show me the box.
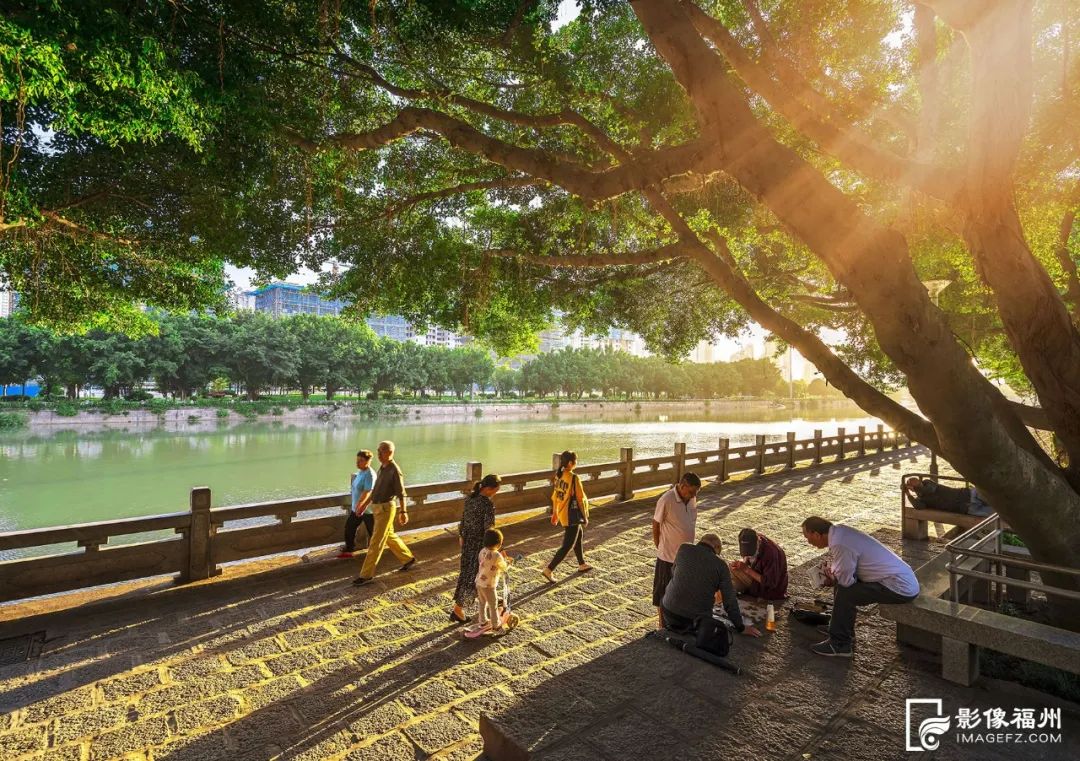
[632,0,1080,596]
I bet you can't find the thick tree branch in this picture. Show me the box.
[287,106,718,202]
[330,48,628,162]
[385,177,540,218]
[643,187,941,447]
[632,0,1080,571]
[681,1,958,202]
[484,244,687,268]
[789,293,860,312]
[1055,209,1080,313]
[1008,400,1052,430]
[1,211,136,245]
[943,1,1080,475]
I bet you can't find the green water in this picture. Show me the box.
[0,405,882,533]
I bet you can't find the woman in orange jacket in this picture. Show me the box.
[542,450,594,582]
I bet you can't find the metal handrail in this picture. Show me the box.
[944,513,1080,602]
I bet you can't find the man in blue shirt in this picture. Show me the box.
[339,449,375,558]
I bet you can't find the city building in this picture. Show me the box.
[410,324,469,348]
[538,323,572,353]
[249,282,348,317]
[366,314,412,342]
[247,281,470,347]
[226,287,255,312]
[689,339,719,364]
[0,288,18,318]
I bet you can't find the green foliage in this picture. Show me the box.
[517,347,783,399]
[0,411,27,429]
[215,408,229,419]
[54,401,78,417]
[1002,531,1026,548]
[232,402,260,420]
[1,311,796,404]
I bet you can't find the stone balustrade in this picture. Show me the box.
[0,425,910,604]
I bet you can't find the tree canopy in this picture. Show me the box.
[4,1,1080,590]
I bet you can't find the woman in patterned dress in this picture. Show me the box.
[450,474,503,623]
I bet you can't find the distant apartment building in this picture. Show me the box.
[247,282,469,346]
[249,282,347,317]
[411,324,469,348]
[226,287,255,312]
[0,288,18,318]
[535,314,649,357]
[366,314,412,342]
[689,340,719,364]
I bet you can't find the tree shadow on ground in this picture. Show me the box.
[479,551,918,761]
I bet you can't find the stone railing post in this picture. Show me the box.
[877,424,885,453]
[786,431,796,468]
[718,438,730,482]
[674,442,687,483]
[466,461,483,486]
[813,429,823,464]
[755,435,766,475]
[837,427,846,460]
[183,487,215,583]
[858,425,866,457]
[619,447,634,500]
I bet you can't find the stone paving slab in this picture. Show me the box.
[0,449,1076,761]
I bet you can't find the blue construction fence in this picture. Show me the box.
[1,382,41,398]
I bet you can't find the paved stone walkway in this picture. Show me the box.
[0,449,1076,761]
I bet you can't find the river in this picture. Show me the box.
[0,404,882,534]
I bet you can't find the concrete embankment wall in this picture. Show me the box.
[16,398,856,431]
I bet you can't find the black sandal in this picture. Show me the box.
[449,610,467,624]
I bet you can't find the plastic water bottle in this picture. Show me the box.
[765,603,776,632]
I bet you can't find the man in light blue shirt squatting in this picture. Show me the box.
[339,449,375,558]
[801,515,919,658]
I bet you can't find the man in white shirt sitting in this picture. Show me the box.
[801,516,920,658]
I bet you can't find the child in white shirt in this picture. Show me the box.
[475,528,513,633]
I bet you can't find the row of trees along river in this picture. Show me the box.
[0,313,809,402]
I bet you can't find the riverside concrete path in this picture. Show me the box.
[1,449,1077,761]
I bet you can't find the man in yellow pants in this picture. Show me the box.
[352,440,416,586]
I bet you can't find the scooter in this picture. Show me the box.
[463,552,524,638]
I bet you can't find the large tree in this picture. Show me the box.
[5,2,1080,609]
[266,0,1080,605]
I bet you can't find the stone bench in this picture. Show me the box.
[879,551,1080,686]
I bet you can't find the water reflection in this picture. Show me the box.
[0,404,883,532]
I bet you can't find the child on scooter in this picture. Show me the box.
[476,528,514,635]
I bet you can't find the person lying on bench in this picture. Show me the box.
[729,527,789,600]
[661,533,762,655]
[904,477,991,517]
[801,516,919,658]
